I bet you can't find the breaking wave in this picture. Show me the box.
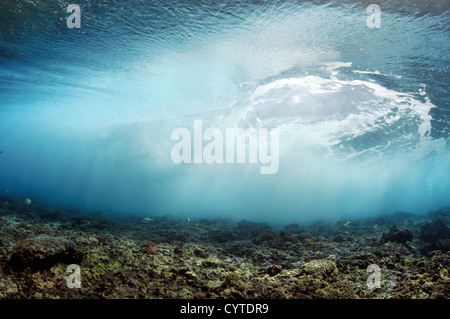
[0,0,449,223]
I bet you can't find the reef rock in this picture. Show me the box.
[8,236,81,270]
[420,219,450,243]
[301,258,336,277]
[381,225,413,244]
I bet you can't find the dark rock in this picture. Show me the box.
[297,231,312,241]
[333,233,347,242]
[279,230,296,243]
[267,264,282,276]
[420,219,450,243]
[236,220,272,239]
[441,239,450,252]
[427,208,450,224]
[193,247,209,258]
[283,224,304,234]
[40,210,61,221]
[381,225,413,244]
[209,229,236,243]
[8,236,82,270]
[259,231,277,242]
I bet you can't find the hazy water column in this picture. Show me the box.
[0,0,449,223]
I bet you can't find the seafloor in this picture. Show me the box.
[0,197,449,299]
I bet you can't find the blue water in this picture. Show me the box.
[0,0,449,224]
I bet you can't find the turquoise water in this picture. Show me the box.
[0,0,449,224]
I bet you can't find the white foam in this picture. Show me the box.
[225,68,438,162]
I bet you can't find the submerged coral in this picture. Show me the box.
[420,219,450,244]
[8,236,81,270]
[0,200,449,299]
[381,225,413,244]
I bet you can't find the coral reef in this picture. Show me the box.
[0,199,449,299]
[381,225,413,244]
[8,236,81,270]
[420,219,450,244]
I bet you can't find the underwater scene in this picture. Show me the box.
[0,0,449,302]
